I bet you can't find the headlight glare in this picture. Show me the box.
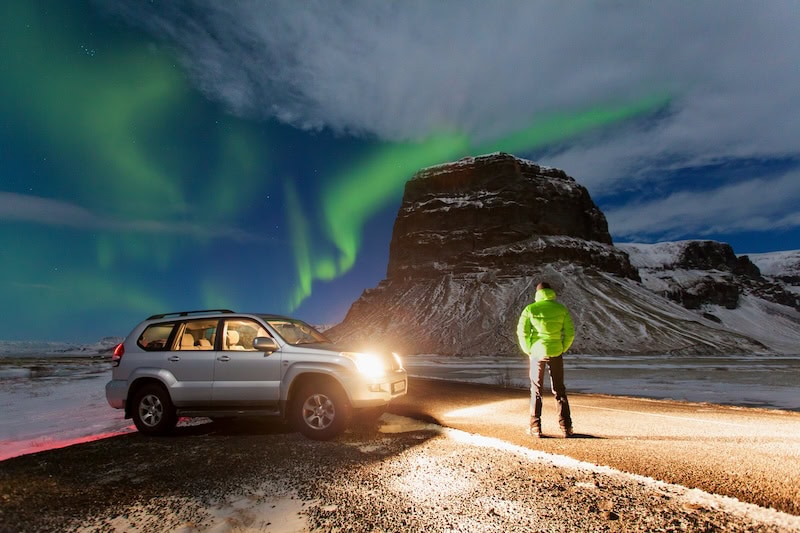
[342,352,387,378]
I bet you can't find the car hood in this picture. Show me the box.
[281,342,392,357]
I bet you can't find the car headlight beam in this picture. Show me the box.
[342,352,387,379]
[392,352,404,370]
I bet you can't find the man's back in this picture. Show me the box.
[526,299,570,337]
[517,287,575,358]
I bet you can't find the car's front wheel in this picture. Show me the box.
[291,380,351,440]
[131,384,177,436]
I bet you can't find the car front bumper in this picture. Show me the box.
[348,371,408,408]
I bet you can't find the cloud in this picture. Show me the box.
[0,192,264,243]
[605,169,800,240]
[98,2,800,154]
[96,0,800,245]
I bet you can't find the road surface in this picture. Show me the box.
[1,377,798,531]
[392,377,800,516]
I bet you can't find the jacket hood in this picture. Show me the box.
[534,287,557,302]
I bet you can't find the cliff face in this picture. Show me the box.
[387,153,638,280]
[326,153,796,356]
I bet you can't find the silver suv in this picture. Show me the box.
[105,309,407,440]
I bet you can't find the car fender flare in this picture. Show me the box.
[124,368,178,415]
[281,363,353,405]
[128,367,179,388]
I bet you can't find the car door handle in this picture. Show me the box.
[217,355,231,362]
[168,355,180,362]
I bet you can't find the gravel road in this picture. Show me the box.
[2,409,798,532]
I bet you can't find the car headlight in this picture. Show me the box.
[342,352,387,379]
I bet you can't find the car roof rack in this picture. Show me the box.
[147,309,235,320]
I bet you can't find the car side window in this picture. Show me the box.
[137,323,176,351]
[177,319,219,351]
[223,319,270,351]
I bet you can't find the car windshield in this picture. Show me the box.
[263,317,330,345]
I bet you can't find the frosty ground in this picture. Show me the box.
[2,352,799,461]
[1,352,800,531]
[3,408,800,532]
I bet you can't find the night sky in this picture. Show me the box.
[2,1,799,341]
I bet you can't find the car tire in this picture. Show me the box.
[291,381,351,440]
[131,384,177,436]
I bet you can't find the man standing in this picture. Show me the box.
[516,282,575,438]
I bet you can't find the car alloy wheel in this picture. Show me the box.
[291,381,351,440]
[139,392,164,428]
[302,393,336,430]
[131,384,177,435]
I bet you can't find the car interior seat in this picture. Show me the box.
[181,333,198,350]
[226,329,245,350]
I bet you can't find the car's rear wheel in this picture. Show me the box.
[291,381,351,440]
[131,384,177,436]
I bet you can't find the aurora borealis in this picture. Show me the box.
[1,1,276,338]
[2,1,799,341]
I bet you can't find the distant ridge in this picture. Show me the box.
[620,242,800,353]
[0,337,122,356]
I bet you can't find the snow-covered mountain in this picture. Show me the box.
[748,250,800,295]
[619,242,800,353]
[618,241,799,309]
[326,153,799,356]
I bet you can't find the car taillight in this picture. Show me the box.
[112,343,124,367]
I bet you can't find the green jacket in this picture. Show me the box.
[516,287,575,359]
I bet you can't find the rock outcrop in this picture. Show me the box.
[388,153,639,280]
[327,153,783,356]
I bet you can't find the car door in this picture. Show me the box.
[163,319,218,405]
[212,318,282,405]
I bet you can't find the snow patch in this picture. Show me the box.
[748,249,800,277]
[618,241,691,269]
[414,152,559,181]
[377,413,443,434]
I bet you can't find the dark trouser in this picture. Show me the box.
[530,355,572,430]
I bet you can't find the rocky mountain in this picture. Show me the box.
[618,241,799,310]
[326,152,799,356]
[620,242,800,353]
[386,153,638,281]
[748,250,800,292]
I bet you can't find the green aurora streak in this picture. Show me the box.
[287,94,669,310]
[1,1,269,326]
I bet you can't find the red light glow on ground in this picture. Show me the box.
[0,426,135,462]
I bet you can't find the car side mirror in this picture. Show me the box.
[253,337,279,353]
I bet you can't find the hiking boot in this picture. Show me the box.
[562,426,574,438]
[527,425,543,438]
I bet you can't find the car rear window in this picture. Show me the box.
[137,323,176,351]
